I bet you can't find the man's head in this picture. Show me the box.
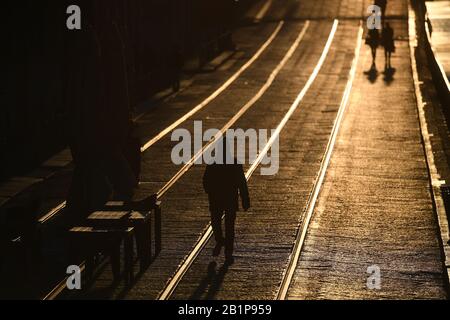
[217,137,234,165]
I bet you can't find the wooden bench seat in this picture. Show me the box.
[86,211,152,271]
[68,226,135,285]
[95,200,161,255]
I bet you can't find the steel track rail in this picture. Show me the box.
[157,19,338,301]
[276,22,363,300]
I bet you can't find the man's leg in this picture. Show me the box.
[210,208,224,255]
[224,210,237,261]
[385,49,388,69]
[371,47,376,66]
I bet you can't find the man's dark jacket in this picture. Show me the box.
[203,162,250,212]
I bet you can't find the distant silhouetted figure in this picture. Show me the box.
[375,0,387,23]
[203,140,250,265]
[366,28,380,67]
[426,14,433,38]
[382,23,395,70]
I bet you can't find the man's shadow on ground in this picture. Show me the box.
[190,261,230,300]
[382,67,396,85]
[364,64,396,84]
[364,64,379,83]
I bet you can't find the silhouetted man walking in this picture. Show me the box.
[203,140,250,265]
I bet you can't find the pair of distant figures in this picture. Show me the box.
[365,0,393,69]
[366,22,395,70]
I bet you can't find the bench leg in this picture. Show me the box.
[110,241,121,282]
[124,234,134,285]
[135,222,151,271]
[154,205,162,256]
[85,255,95,282]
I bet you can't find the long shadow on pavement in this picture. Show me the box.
[382,67,396,85]
[190,261,230,300]
[364,64,379,83]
